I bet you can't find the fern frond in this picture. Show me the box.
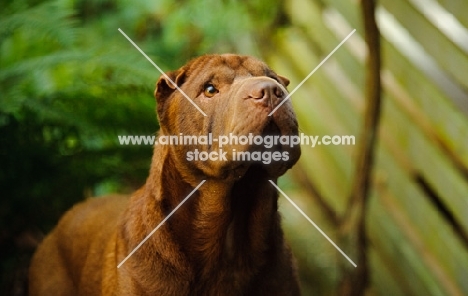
[0,50,92,80]
[0,1,79,47]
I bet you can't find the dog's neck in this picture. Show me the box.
[140,143,281,277]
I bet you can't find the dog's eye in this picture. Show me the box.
[203,84,219,97]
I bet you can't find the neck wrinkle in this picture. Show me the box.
[142,143,279,279]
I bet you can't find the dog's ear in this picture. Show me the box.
[154,69,186,103]
[277,75,290,87]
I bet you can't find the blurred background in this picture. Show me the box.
[1,0,467,295]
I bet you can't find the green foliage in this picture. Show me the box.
[0,0,158,231]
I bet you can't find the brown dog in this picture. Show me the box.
[29,54,301,295]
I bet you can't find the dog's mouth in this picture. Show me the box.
[262,119,280,135]
[219,118,296,178]
[196,110,300,179]
[259,120,282,152]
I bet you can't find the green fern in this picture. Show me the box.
[0,1,78,47]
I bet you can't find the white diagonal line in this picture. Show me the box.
[117,180,206,268]
[269,180,357,267]
[118,28,207,117]
[268,29,356,116]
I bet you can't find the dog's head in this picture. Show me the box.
[154,54,300,180]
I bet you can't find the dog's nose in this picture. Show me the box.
[248,80,284,106]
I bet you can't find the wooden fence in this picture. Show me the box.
[264,0,468,294]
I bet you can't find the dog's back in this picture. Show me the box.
[29,195,128,295]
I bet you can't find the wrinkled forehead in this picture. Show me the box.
[184,55,275,84]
